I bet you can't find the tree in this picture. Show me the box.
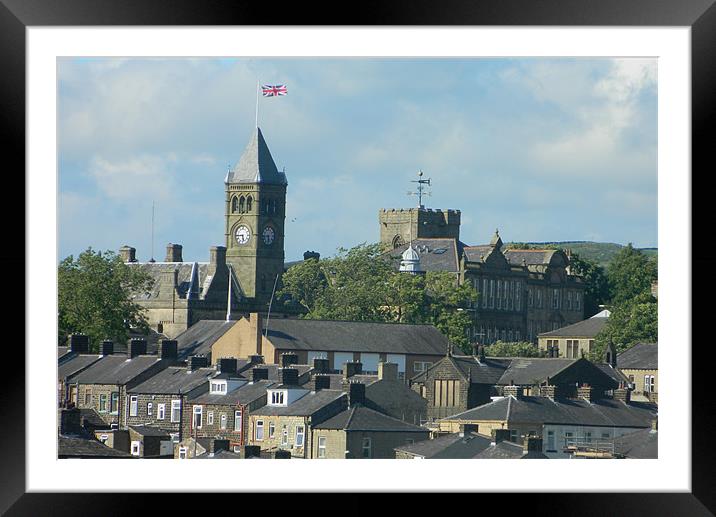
[607,243,658,305]
[278,243,477,350]
[568,252,610,317]
[484,341,544,358]
[590,291,658,361]
[58,248,154,351]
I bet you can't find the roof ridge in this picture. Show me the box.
[343,405,358,430]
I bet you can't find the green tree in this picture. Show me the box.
[484,341,544,358]
[607,243,658,305]
[590,292,658,361]
[568,252,610,317]
[423,272,477,353]
[58,248,154,351]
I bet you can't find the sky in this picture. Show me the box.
[58,57,657,263]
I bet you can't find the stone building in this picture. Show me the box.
[537,310,611,358]
[120,127,292,338]
[617,342,658,403]
[69,339,178,427]
[380,206,585,344]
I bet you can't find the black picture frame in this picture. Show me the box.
[2,0,712,514]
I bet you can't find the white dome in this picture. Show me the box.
[399,245,422,273]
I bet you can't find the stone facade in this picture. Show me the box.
[76,383,125,427]
[620,368,658,400]
[180,395,268,448]
[311,428,428,459]
[125,393,190,441]
[379,208,461,248]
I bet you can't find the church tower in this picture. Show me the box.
[224,127,287,306]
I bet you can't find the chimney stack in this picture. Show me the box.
[540,384,557,400]
[188,355,208,371]
[279,367,299,386]
[312,357,330,374]
[503,385,524,399]
[100,340,114,356]
[217,357,238,376]
[165,243,183,262]
[280,352,299,368]
[158,339,178,360]
[613,383,631,403]
[303,251,320,261]
[212,439,230,454]
[69,334,89,354]
[209,246,227,270]
[59,407,83,435]
[128,338,147,358]
[240,445,262,459]
[251,367,269,383]
[378,361,398,382]
[119,245,137,263]
[523,435,543,454]
[459,423,478,437]
[248,313,263,355]
[493,429,512,444]
[313,374,331,392]
[273,449,292,459]
[347,381,365,407]
[577,384,600,403]
[343,361,362,379]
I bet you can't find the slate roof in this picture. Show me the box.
[496,358,578,386]
[448,355,511,384]
[251,389,345,417]
[196,450,243,459]
[189,379,275,405]
[595,363,630,384]
[473,440,525,459]
[225,127,287,185]
[58,435,133,458]
[503,249,557,267]
[462,245,493,263]
[127,366,216,394]
[252,363,314,384]
[365,378,425,408]
[537,315,609,338]
[385,238,462,273]
[394,432,493,458]
[70,355,168,385]
[58,347,72,361]
[444,395,657,429]
[264,318,450,356]
[313,405,429,433]
[175,320,237,359]
[58,354,103,381]
[618,343,658,370]
[129,425,171,438]
[314,373,378,390]
[612,427,658,458]
[129,261,209,301]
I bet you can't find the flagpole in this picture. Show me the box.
[255,79,260,128]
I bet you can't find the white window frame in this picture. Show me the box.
[220,413,227,429]
[110,392,119,414]
[234,410,242,432]
[207,411,214,426]
[362,437,372,458]
[129,396,138,417]
[295,425,305,448]
[192,405,203,429]
[131,441,140,456]
[269,421,275,438]
[255,420,264,441]
[157,403,165,420]
[98,393,107,413]
[318,436,326,458]
[171,399,181,423]
[147,402,153,416]
[281,425,288,446]
[178,446,187,459]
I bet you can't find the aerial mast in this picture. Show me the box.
[407,170,432,208]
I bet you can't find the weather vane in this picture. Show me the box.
[407,170,432,208]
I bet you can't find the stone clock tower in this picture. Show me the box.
[224,127,287,306]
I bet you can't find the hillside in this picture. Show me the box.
[507,241,658,268]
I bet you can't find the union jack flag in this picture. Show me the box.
[262,84,287,97]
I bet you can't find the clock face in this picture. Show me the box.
[235,225,251,245]
[262,226,275,245]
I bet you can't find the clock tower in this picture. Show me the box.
[224,127,287,306]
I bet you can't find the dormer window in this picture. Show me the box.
[270,390,286,405]
[210,381,228,394]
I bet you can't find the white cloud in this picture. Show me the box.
[87,154,177,203]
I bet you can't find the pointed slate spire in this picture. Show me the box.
[226,127,287,185]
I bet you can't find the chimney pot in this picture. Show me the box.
[343,361,362,379]
[188,355,208,371]
[69,334,90,354]
[377,361,398,382]
[313,374,331,392]
[119,245,137,263]
[279,367,299,386]
[100,340,114,356]
[128,338,147,358]
[312,357,330,374]
[217,357,238,376]
[280,352,299,368]
[347,381,365,407]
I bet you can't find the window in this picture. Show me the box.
[281,425,288,446]
[207,411,214,426]
[246,196,253,212]
[271,391,285,405]
[157,403,165,420]
[566,340,580,358]
[552,289,560,309]
[99,394,107,413]
[414,361,432,373]
[528,288,533,307]
[515,282,521,311]
[255,420,264,441]
[564,431,574,447]
[269,421,275,438]
[601,432,611,439]
[84,392,91,405]
[501,329,506,341]
[489,279,495,308]
[496,280,502,310]
[546,430,556,451]
[110,392,119,414]
[131,441,140,456]
[147,402,153,416]
[178,447,187,459]
[536,289,542,308]
[644,375,656,393]
[129,396,138,417]
[433,380,460,407]
[509,281,514,311]
[210,382,227,394]
[171,400,181,423]
[238,196,245,213]
[584,431,592,443]
[192,405,203,429]
[220,413,227,429]
[296,425,305,447]
[362,437,372,458]
[231,196,238,213]
[482,279,488,308]
[318,436,327,458]
[234,410,242,432]
[509,430,519,443]
[507,330,513,342]
[575,292,581,310]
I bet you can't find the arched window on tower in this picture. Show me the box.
[246,195,253,212]
[270,199,276,214]
[239,196,245,214]
[231,196,238,214]
[263,199,270,215]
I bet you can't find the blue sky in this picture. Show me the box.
[58,57,657,263]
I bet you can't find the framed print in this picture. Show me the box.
[3,0,714,514]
